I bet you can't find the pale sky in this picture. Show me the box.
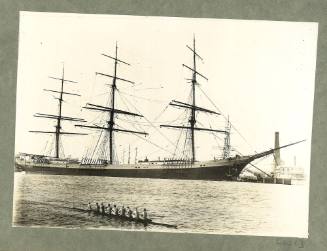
[15,12,318,174]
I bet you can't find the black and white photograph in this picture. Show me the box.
[13,11,317,237]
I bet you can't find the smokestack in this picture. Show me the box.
[274,132,281,167]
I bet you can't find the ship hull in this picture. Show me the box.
[15,158,251,181]
[15,140,302,181]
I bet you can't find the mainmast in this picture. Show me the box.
[108,44,118,165]
[160,37,226,163]
[30,65,87,159]
[76,43,148,165]
[190,37,197,162]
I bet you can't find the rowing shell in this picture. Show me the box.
[73,207,178,229]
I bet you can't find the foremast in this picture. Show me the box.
[160,37,227,163]
[76,43,148,165]
[30,65,87,159]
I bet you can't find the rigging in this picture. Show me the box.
[30,65,86,158]
[76,43,148,164]
[160,37,226,163]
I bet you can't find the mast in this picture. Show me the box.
[190,36,196,162]
[55,66,64,158]
[128,144,131,164]
[108,44,118,164]
[160,37,225,163]
[222,116,231,159]
[30,65,87,158]
[122,149,125,164]
[76,43,148,165]
[135,147,138,164]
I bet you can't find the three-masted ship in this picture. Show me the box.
[15,39,303,180]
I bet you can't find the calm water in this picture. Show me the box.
[13,172,308,237]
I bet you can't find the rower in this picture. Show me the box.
[135,208,140,220]
[126,206,132,218]
[107,203,112,215]
[101,203,105,214]
[87,202,92,211]
[121,205,126,217]
[96,202,100,213]
[113,204,118,215]
[143,208,148,220]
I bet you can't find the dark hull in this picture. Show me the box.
[16,162,248,181]
[15,140,302,181]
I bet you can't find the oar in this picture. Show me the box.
[150,221,177,228]
[150,215,165,218]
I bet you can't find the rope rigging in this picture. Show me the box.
[119,124,175,155]
[79,39,258,164]
[117,89,176,148]
[173,108,190,159]
[198,85,257,154]
[118,90,167,104]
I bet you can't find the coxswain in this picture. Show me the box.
[96,202,100,213]
[101,203,105,214]
[121,205,126,217]
[87,202,92,211]
[143,208,148,220]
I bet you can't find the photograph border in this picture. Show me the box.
[1,1,326,250]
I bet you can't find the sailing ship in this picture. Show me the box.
[15,38,303,181]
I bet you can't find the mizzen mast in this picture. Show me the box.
[222,116,231,159]
[160,37,226,163]
[76,43,147,165]
[30,65,87,159]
